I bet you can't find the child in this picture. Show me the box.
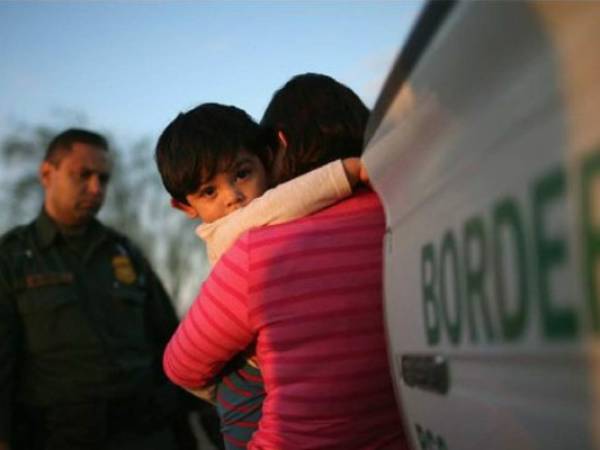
[155,102,366,449]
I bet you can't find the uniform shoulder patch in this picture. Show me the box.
[112,255,137,284]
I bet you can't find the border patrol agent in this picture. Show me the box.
[0,129,195,450]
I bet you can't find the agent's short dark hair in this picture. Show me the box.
[44,128,109,166]
[155,103,272,204]
[260,73,369,183]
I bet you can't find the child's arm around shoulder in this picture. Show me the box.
[199,158,367,265]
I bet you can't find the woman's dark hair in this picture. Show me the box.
[260,73,369,184]
[155,103,272,204]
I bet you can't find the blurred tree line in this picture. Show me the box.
[0,123,209,316]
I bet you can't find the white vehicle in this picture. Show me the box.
[363,1,600,449]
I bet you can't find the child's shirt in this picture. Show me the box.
[194,159,352,449]
[196,159,352,265]
[216,360,263,449]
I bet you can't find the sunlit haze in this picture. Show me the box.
[0,1,423,145]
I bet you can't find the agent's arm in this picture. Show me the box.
[0,255,19,448]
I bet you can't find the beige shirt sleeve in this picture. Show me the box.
[196,159,352,266]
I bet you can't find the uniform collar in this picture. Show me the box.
[35,209,60,248]
[35,209,107,249]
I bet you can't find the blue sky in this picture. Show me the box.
[0,1,422,146]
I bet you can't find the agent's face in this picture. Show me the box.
[40,142,111,226]
[177,149,268,223]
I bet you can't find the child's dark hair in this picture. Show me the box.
[155,103,272,204]
[260,73,369,184]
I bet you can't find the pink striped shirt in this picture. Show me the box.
[164,190,408,449]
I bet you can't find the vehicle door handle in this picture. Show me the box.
[400,354,450,395]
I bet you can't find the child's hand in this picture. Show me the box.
[342,157,370,188]
[359,160,370,187]
[185,384,217,405]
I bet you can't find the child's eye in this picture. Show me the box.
[236,168,251,180]
[200,186,216,198]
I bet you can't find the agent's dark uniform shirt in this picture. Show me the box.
[0,210,182,448]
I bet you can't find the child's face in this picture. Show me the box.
[180,149,268,223]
